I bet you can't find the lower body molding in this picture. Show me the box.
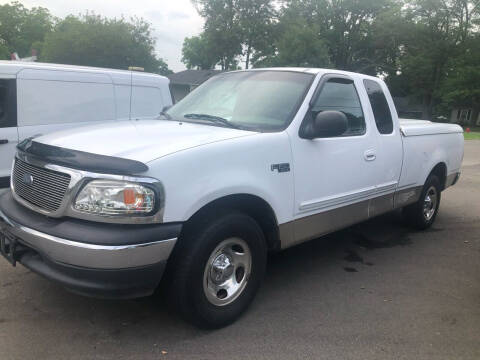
[279,186,422,249]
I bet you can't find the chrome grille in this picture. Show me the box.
[12,159,71,212]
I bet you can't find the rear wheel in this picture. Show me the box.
[167,211,267,328]
[403,174,441,230]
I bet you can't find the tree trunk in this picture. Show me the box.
[422,94,433,120]
[245,43,252,69]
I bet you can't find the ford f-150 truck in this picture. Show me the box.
[0,68,464,328]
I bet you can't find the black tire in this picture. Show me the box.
[403,174,441,230]
[167,211,267,329]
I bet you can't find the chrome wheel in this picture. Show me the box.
[203,238,252,306]
[423,186,438,221]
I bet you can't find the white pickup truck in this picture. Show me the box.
[0,68,463,328]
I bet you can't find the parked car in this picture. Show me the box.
[0,61,172,188]
[0,68,464,328]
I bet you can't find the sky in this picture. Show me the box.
[4,0,204,72]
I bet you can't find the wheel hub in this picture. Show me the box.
[210,253,234,284]
[423,186,438,221]
[203,238,252,306]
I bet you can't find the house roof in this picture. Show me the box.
[167,69,223,86]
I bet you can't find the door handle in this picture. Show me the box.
[364,150,376,161]
[0,139,8,145]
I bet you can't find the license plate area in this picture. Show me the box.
[0,229,23,266]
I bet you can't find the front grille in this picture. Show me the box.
[12,159,71,212]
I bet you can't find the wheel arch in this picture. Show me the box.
[427,162,447,190]
[180,193,281,252]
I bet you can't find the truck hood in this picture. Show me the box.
[34,120,257,164]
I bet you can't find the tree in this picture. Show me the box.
[0,1,54,59]
[237,0,276,69]
[440,35,480,111]
[41,14,172,75]
[193,0,243,70]
[278,0,397,74]
[391,0,479,119]
[0,42,10,59]
[189,0,277,69]
[181,34,217,69]
[254,19,331,68]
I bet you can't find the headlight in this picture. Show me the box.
[74,180,156,216]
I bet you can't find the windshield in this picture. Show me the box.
[166,71,314,132]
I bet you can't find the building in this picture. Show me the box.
[10,49,37,62]
[168,69,223,103]
[450,107,480,126]
[393,96,427,120]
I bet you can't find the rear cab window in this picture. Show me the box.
[363,79,393,134]
[311,78,366,136]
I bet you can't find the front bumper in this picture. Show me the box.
[0,191,182,298]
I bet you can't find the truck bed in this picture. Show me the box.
[398,119,464,192]
[399,119,463,137]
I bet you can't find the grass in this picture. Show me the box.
[463,127,480,140]
[464,131,480,140]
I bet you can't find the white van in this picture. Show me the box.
[0,61,172,187]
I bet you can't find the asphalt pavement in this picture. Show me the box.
[0,141,479,360]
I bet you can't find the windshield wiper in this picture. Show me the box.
[183,113,240,129]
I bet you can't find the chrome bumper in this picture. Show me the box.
[0,209,177,269]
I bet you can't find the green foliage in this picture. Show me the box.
[0,0,478,116]
[389,0,479,118]
[182,34,217,69]
[192,0,243,70]
[0,2,172,75]
[280,0,398,74]
[187,0,479,119]
[0,42,10,59]
[255,20,331,68]
[41,14,171,74]
[189,0,276,70]
[237,0,276,69]
[0,1,54,58]
[441,36,480,109]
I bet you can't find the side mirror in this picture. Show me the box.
[309,110,348,138]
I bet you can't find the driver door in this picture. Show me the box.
[288,75,380,245]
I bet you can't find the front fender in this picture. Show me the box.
[146,132,294,225]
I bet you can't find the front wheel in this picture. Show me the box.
[167,211,267,328]
[403,174,441,230]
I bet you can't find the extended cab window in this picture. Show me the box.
[363,79,393,134]
[312,78,365,136]
[0,79,16,128]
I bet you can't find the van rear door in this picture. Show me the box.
[130,73,171,119]
[0,78,18,188]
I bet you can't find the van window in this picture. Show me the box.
[17,79,115,126]
[0,79,16,128]
[312,78,365,136]
[131,86,163,118]
[363,79,393,134]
